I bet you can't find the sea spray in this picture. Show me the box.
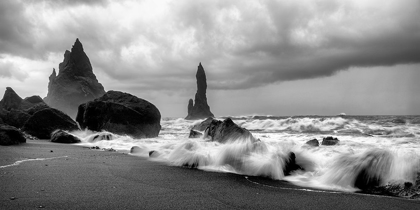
[72,115,420,196]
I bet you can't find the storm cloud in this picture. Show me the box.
[0,0,419,91]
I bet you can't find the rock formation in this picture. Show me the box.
[0,124,26,145]
[321,136,339,145]
[305,139,319,147]
[22,108,79,139]
[76,90,161,138]
[185,63,214,120]
[50,130,81,143]
[205,118,255,143]
[44,38,105,118]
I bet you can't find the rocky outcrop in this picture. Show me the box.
[0,87,48,128]
[185,63,214,120]
[305,139,319,147]
[76,90,161,138]
[0,87,40,111]
[50,130,81,143]
[191,117,214,131]
[44,38,106,118]
[206,118,255,143]
[23,108,79,139]
[188,130,202,138]
[0,124,26,145]
[321,136,339,145]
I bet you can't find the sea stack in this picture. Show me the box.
[185,63,214,120]
[44,38,105,118]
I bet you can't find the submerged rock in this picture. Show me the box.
[185,63,214,120]
[50,130,81,143]
[321,136,339,145]
[76,90,161,138]
[305,139,319,147]
[23,108,79,139]
[44,39,106,118]
[88,132,115,142]
[206,118,255,143]
[188,130,202,138]
[0,124,26,145]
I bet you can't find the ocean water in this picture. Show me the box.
[71,115,420,192]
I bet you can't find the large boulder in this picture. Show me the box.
[206,118,255,143]
[44,38,106,118]
[23,108,79,139]
[0,124,26,145]
[76,91,161,138]
[185,63,214,120]
[50,130,81,143]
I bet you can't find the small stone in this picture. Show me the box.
[38,205,45,208]
[10,197,16,200]
[50,150,53,152]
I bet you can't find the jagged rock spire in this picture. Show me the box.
[44,38,105,118]
[186,63,214,120]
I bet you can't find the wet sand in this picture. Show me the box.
[1,140,419,209]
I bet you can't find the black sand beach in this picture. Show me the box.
[1,141,419,210]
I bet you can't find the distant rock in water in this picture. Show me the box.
[76,90,161,138]
[321,136,339,145]
[206,118,255,143]
[0,124,26,145]
[44,38,105,118]
[305,139,319,147]
[185,63,214,120]
[191,117,214,131]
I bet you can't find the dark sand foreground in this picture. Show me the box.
[1,141,419,209]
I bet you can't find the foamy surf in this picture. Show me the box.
[72,115,420,196]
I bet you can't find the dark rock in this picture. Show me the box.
[0,124,26,145]
[23,95,44,104]
[23,108,79,139]
[185,63,214,120]
[24,103,49,115]
[206,118,255,143]
[76,90,161,138]
[130,146,144,154]
[0,87,24,110]
[50,130,81,143]
[44,39,106,118]
[321,136,339,145]
[4,110,31,128]
[354,150,393,191]
[191,117,214,131]
[283,152,304,175]
[149,150,161,158]
[0,87,35,111]
[305,139,319,147]
[189,130,202,138]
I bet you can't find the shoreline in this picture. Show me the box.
[1,140,419,209]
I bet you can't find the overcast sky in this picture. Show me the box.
[1,0,419,117]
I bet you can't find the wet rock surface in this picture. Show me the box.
[76,90,161,138]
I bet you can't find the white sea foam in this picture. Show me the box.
[0,156,68,169]
[72,116,420,192]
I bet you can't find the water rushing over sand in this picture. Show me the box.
[73,115,420,193]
